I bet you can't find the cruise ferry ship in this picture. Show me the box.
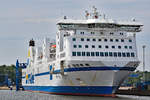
[18,6,143,96]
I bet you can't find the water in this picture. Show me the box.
[0,90,150,100]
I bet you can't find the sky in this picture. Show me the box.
[0,0,149,71]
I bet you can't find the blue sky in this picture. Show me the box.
[0,0,149,71]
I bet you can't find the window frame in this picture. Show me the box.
[78,45,82,48]
[115,39,119,42]
[85,45,88,48]
[72,38,76,41]
[93,38,96,41]
[87,38,90,41]
[82,52,85,56]
[72,52,76,56]
[91,52,95,56]
[100,52,104,57]
[110,39,113,42]
[112,46,115,49]
[81,38,84,41]
[96,52,99,56]
[105,45,109,49]
[77,52,81,56]
[86,52,90,56]
[73,45,77,48]
[92,45,95,48]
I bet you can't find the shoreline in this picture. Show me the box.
[0,86,15,90]
[1,87,150,96]
[116,89,150,96]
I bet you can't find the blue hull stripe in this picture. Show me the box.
[23,86,118,95]
[22,66,136,78]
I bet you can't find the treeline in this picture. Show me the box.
[0,65,22,86]
[122,70,150,87]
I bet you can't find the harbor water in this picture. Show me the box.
[0,90,150,100]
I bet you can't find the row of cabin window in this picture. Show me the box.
[72,52,135,57]
[80,32,124,35]
[72,38,132,42]
[73,45,132,49]
[68,63,90,68]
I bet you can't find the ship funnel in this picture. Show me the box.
[29,39,35,47]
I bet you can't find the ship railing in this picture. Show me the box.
[88,27,142,32]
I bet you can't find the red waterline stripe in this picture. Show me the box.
[24,90,116,97]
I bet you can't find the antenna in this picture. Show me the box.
[132,18,136,21]
[103,14,106,19]
[85,10,89,19]
[92,6,99,19]
[64,16,67,19]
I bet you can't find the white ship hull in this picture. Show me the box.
[22,66,135,96]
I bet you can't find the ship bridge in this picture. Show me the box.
[57,18,143,32]
[57,6,143,33]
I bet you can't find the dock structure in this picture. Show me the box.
[15,60,27,91]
